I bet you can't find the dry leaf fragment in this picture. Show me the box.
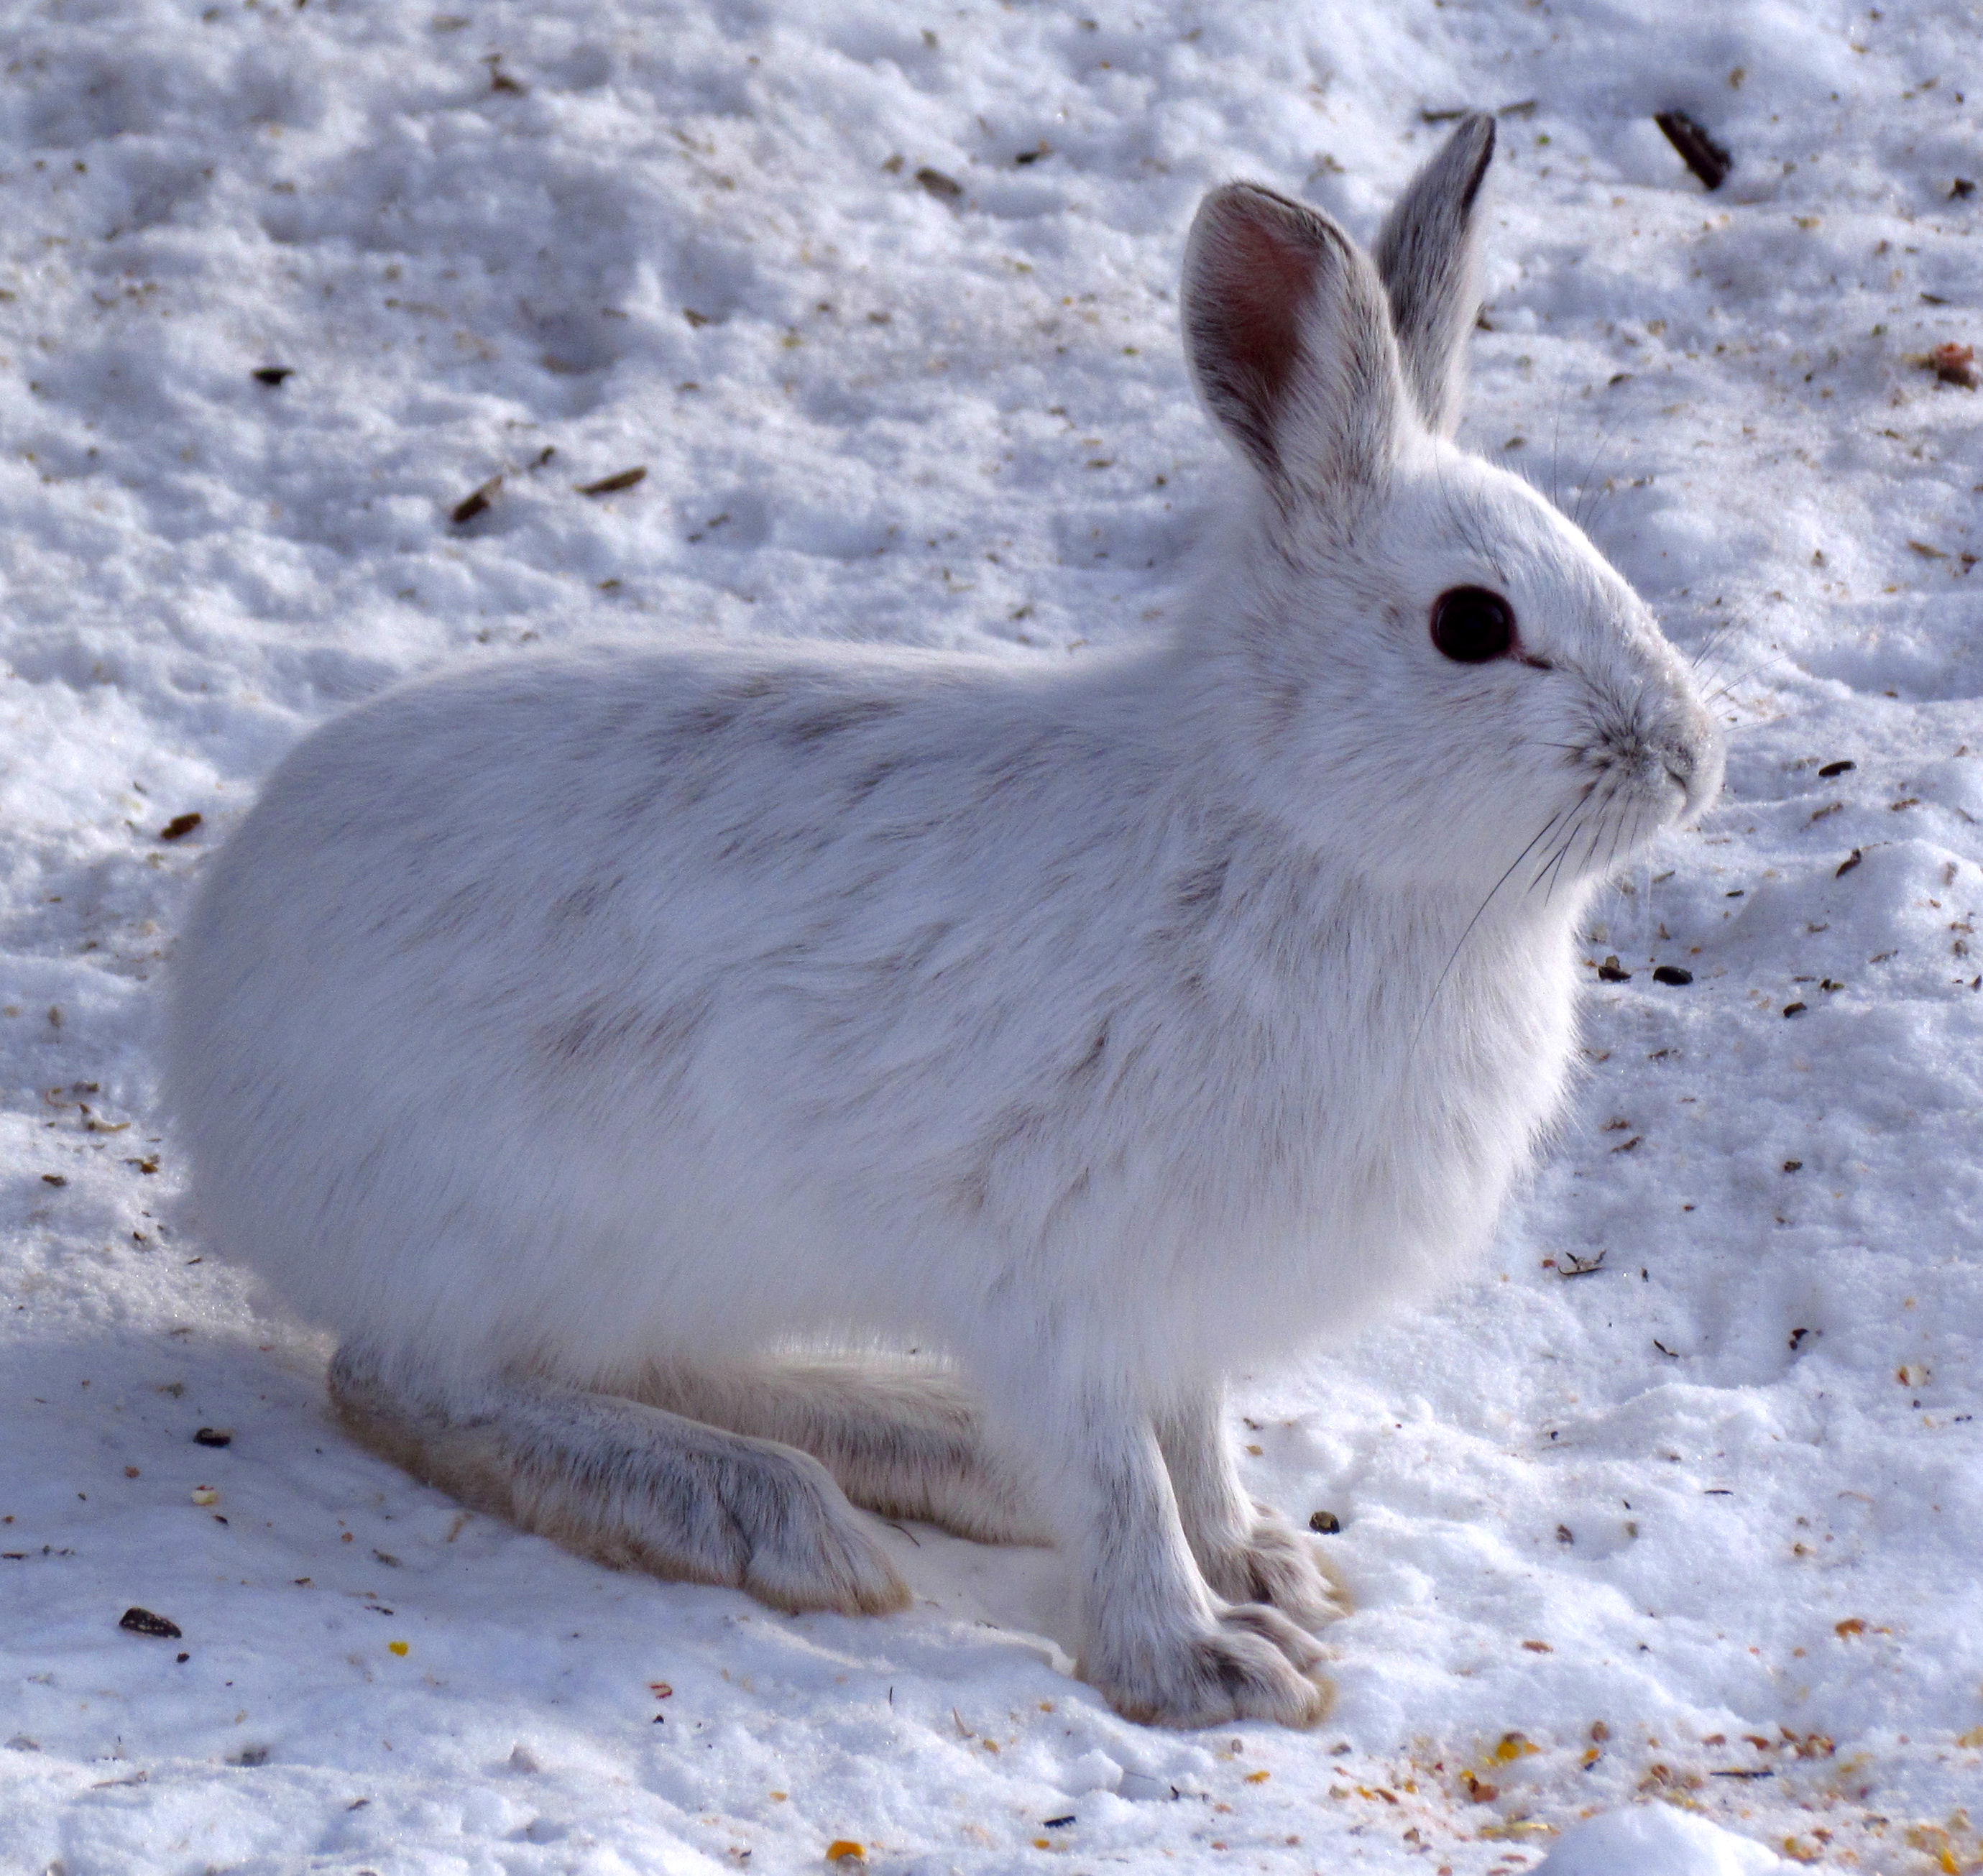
[451,477,502,525]
[1928,342,1979,387]
[159,813,203,842]
[1653,111,1731,190]
[576,467,647,497]
[914,167,962,198]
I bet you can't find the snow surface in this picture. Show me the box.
[3,0,1981,1871]
[1534,1804,1789,1876]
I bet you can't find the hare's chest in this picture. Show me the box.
[1172,921,1578,1273]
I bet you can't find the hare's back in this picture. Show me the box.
[165,639,1126,1350]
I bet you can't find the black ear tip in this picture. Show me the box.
[1454,111,1496,203]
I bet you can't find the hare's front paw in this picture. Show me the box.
[1200,1506,1352,1634]
[1085,1605,1334,1729]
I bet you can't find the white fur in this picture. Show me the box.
[165,117,1721,1729]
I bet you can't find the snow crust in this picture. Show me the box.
[2,0,1979,1871]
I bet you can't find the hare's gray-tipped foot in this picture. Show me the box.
[1087,1606,1334,1730]
[626,1358,1050,1548]
[328,1348,909,1617]
[1199,1507,1352,1634]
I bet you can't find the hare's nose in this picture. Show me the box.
[1659,721,1726,818]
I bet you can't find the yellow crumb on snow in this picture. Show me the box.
[387,1641,409,1657]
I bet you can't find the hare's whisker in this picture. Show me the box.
[1407,804,1575,1059]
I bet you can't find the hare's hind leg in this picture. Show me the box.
[327,1344,908,1616]
[1157,1389,1351,1632]
[625,1357,1051,1547]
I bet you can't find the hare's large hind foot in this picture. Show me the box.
[327,1344,909,1616]
[626,1356,1052,1547]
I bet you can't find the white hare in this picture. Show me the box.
[167,114,1721,1729]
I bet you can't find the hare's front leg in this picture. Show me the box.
[328,1344,908,1617]
[1158,1388,1351,1634]
[985,1362,1333,1729]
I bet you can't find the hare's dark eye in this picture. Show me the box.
[1430,587,1516,663]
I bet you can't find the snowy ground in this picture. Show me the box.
[2,0,1980,1871]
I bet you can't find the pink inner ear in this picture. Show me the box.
[1206,204,1318,414]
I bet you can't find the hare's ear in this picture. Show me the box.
[1182,181,1407,499]
[1372,111,1495,437]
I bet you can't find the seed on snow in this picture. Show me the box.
[119,1606,182,1639]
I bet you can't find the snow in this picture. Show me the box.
[2,0,1980,1871]
[1535,1805,1789,1876]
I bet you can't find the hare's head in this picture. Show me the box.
[1183,116,1722,906]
